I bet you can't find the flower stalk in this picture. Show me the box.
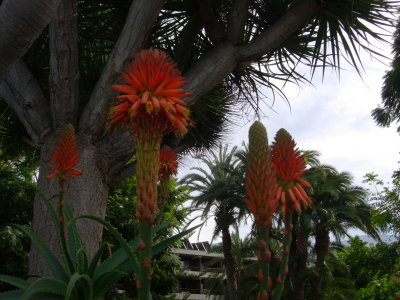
[47,124,82,273]
[272,213,292,300]
[271,128,312,300]
[245,124,311,300]
[109,49,190,300]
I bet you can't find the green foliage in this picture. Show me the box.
[373,17,400,133]
[105,175,190,298]
[106,176,189,241]
[0,164,36,225]
[0,226,30,291]
[106,175,138,241]
[337,237,400,290]
[363,170,400,236]
[355,275,400,300]
[0,99,36,161]
[0,189,197,299]
[0,163,36,291]
[151,252,181,300]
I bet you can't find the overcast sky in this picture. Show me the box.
[178,30,400,243]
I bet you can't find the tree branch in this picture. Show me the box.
[96,128,135,181]
[196,0,226,44]
[180,0,319,110]
[49,0,79,128]
[227,0,250,45]
[239,0,317,62]
[0,0,61,81]
[0,61,51,145]
[108,161,136,185]
[183,42,239,106]
[174,12,202,71]
[79,0,165,136]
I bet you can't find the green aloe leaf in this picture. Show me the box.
[0,274,29,289]
[0,289,24,300]
[21,277,67,300]
[65,273,93,300]
[64,203,85,270]
[93,238,138,282]
[72,215,140,274]
[152,224,202,257]
[92,271,127,300]
[76,248,88,274]
[153,222,169,235]
[36,191,64,253]
[14,225,68,282]
[87,243,108,278]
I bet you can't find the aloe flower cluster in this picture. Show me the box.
[245,122,311,300]
[48,124,82,183]
[47,124,81,269]
[109,49,190,300]
[158,146,179,219]
[272,128,311,216]
[245,121,277,300]
[159,145,178,182]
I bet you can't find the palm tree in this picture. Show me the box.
[204,232,258,300]
[287,151,379,300]
[306,164,380,300]
[181,144,248,300]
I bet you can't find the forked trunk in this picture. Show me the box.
[29,134,109,276]
[221,224,237,300]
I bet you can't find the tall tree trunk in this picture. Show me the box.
[291,229,309,300]
[221,224,237,300]
[287,215,310,300]
[29,134,109,276]
[311,227,330,300]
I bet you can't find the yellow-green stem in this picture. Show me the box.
[135,132,161,300]
[257,221,271,300]
[272,213,293,300]
[58,181,73,273]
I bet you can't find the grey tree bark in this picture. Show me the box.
[0,0,61,81]
[29,134,110,276]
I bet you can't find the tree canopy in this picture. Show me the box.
[373,17,400,133]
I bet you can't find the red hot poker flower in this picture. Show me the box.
[108,49,191,137]
[245,121,278,227]
[159,146,178,182]
[48,124,82,182]
[271,128,311,216]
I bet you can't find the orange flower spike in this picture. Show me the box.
[159,146,178,182]
[245,121,278,224]
[108,49,191,136]
[271,128,311,215]
[47,124,82,182]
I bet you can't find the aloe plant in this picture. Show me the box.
[0,195,199,299]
